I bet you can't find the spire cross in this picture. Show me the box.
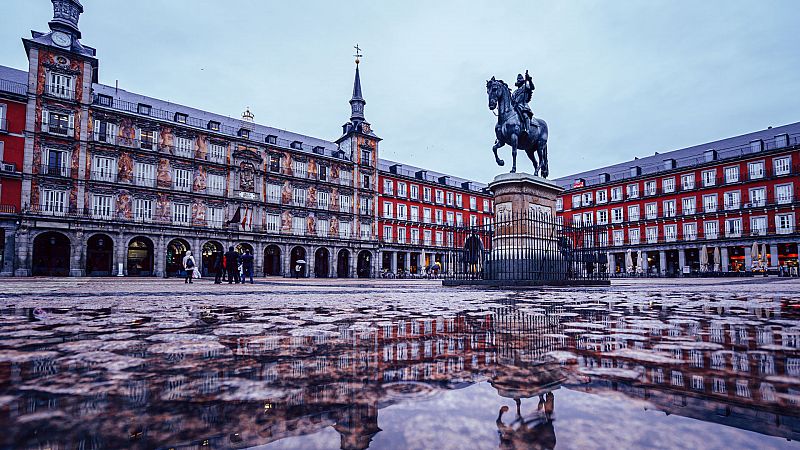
[354,44,363,64]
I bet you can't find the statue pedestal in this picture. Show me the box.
[489,172,563,217]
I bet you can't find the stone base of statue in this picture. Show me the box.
[443,173,609,287]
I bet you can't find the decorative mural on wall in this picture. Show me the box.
[307,186,317,208]
[306,213,316,236]
[117,190,132,220]
[308,159,318,179]
[195,135,208,160]
[283,152,292,176]
[330,216,339,236]
[118,118,135,147]
[281,181,292,204]
[330,188,339,211]
[156,159,171,188]
[155,193,170,222]
[193,165,207,192]
[331,164,340,181]
[159,127,174,153]
[192,200,206,226]
[118,153,133,183]
[239,163,255,192]
[280,210,292,233]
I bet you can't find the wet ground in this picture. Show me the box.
[1,277,799,449]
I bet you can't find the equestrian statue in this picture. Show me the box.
[486,70,549,177]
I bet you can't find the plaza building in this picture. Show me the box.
[0,0,491,279]
[377,160,493,276]
[554,122,800,276]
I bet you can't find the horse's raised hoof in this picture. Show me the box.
[496,159,504,166]
[510,168,516,173]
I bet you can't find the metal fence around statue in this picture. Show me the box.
[443,211,610,286]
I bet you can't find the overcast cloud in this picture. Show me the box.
[2,0,798,182]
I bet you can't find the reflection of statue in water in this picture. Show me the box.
[496,391,556,449]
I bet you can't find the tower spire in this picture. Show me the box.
[349,44,366,123]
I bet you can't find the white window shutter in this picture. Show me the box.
[68,114,75,131]
[42,110,49,128]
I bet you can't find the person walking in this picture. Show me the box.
[241,250,255,284]
[294,263,302,278]
[225,246,240,284]
[213,251,223,284]
[182,251,196,284]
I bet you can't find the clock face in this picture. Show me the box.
[51,31,72,48]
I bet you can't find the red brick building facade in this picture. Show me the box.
[0,69,27,275]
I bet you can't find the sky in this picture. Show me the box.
[2,0,799,183]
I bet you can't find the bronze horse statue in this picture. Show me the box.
[486,77,549,177]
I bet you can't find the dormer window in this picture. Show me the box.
[313,146,325,155]
[207,121,220,131]
[138,103,151,116]
[97,94,113,107]
[266,135,277,145]
[291,140,303,150]
[174,113,187,124]
[238,128,250,139]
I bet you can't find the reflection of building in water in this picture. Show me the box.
[1,300,799,448]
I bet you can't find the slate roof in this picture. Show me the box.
[378,158,488,193]
[553,121,800,190]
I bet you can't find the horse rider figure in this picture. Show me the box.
[511,70,536,133]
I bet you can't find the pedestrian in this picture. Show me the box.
[182,251,196,284]
[221,253,228,282]
[241,250,255,284]
[213,251,223,284]
[225,246,240,284]
[294,263,302,278]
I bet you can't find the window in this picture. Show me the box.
[43,149,68,176]
[359,197,372,215]
[411,228,420,244]
[455,193,462,207]
[172,203,190,225]
[269,212,291,236]
[629,228,640,245]
[582,191,593,205]
[572,214,582,226]
[776,184,793,204]
[750,216,767,236]
[572,195,581,209]
[138,129,156,150]
[435,209,443,224]
[446,211,454,225]
[411,185,419,200]
[702,194,717,213]
[681,173,695,190]
[470,196,477,210]
[397,227,406,243]
[293,188,306,206]
[470,215,478,227]
[384,179,394,195]
[435,231,444,246]
[456,212,463,226]
[483,199,490,212]
[682,197,696,215]
[383,202,393,218]
[340,221,351,239]
[360,223,371,239]
[645,203,657,220]
[408,206,418,222]
[663,199,676,217]
[294,160,307,178]
[47,72,73,99]
[612,230,624,246]
[646,226,658,244]
[704,221,719,240]
[643,181,656,196]
[198,206,220,228]
[611,207,623,224]
[207,121,220,131]
[207,174,225,196]
[174,137,193,157]
[423,187,432,202]
[774,156,791,176]
[383,225,393,242]
[317,219,329,237]
[610,186,623,201]
[725,218,742,237]
[43,110,73,135]
[435,189,444,204]
[724,166,739,183]
[627,184,639,199]
[724,191,740,210]
[748,161,764,180]
[596,210,608,225]
[318,191,329,209]
[597,189,608,203]
[555,198,563,211]
[777,213,795,234]
[134,162,155,187]
[91,155,116,182]
[702,169,716,187]
[749,187,766,207]
[174,113,187,124]
[266,135,277,145]
[423,208,432,223]
[340,170,353,186]
[319,165,327,181]
[398,182,407,198]
[209,143,226,163]
[627,205,640,222]
[664,224,677,242]
[137,103,151,115]
[361,173,371,189]
[41,189,67,215]
[93,119,118,144]
[173,168,192,192]
[397,204,407,220]
[423,230,432,245]
[134,198,153,222]
[292,216,305,235]
[446,192,454,205]
[662,177,675,193]
[361,149,371,165]
[268,154,281,172]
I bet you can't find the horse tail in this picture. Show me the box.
[541,142,549,178]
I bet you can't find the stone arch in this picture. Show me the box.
[236,242,254,255]
[127,236,154,276]
[357,250,372,278]
[290,246,307,278]
[263,244,282,276]
[166,238,191,278]
[32,231,71,276]
[337,249,350,278]
[86,233,114,276]
[202,241,224,276]
[314,247,331,278]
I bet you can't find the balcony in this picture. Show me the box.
[45,85,75,100]
[43,122,74,137]
[40,164,70,177]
